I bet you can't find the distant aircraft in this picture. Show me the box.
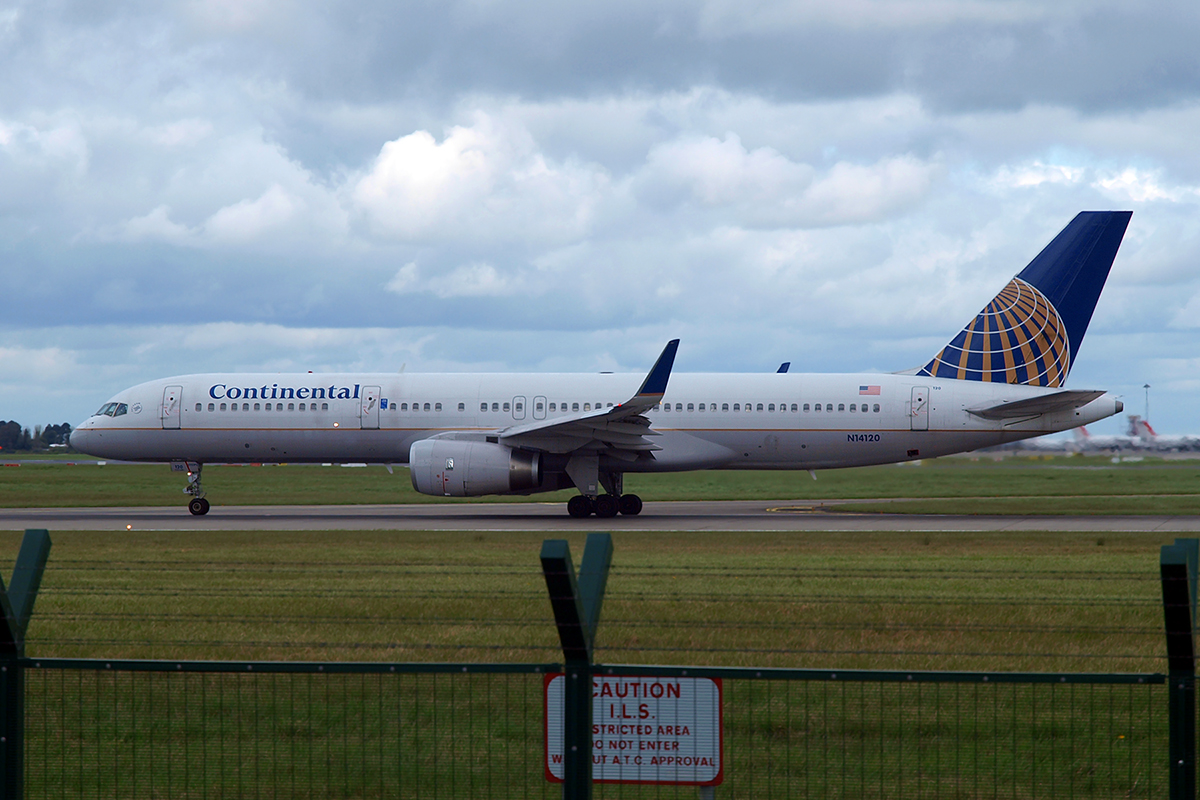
[72,212,1131,517]
[1072,425,1137,452]
[1127,416,1200,452]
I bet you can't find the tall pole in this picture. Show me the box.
[1144,384,1151,422]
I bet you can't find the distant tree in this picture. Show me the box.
[40,423,73,447]
[0,421,23,451]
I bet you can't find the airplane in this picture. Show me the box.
[1127,416,1200,452]
[71,211,1132,518]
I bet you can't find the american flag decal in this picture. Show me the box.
[859,385,881,395]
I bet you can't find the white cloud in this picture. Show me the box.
[991,161,1085,190]
[204,184,299,242]
[351,113,610,245]
[118,205,194,244]
[1093,168,1195,203]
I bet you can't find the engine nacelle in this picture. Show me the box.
[409,439,541,497]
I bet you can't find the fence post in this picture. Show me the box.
[0,529,52,800]
[1161,537,1197,800]
[542,533,613,800]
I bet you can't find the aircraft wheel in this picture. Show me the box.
[567,495,593,518]
[618,494,643,516]
[188,497,210,516]
[594,494,619,519]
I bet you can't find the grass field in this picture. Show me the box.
[1,527,1168,673]
[2,454,1199,514]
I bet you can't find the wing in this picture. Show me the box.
[497,339,679,459]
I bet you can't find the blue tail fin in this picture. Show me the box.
[918,211,1131,387]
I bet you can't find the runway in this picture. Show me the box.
[1,501,1197,532]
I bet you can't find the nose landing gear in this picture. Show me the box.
[182,462,210,516]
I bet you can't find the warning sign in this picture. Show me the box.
[544,674,723,785]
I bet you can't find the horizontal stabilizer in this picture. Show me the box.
[967,390,1105,420]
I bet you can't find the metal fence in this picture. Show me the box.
[0,530,1194,799]
[16,661,1168,799]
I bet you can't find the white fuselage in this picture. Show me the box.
[71,371,1122,474]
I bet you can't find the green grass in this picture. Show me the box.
[3,528,1168,673]
[2,454,1198,514]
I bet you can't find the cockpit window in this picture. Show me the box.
[93,402,127,417]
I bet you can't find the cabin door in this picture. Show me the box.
[910,387,929,431]
[161,385,182,430]
[361,385,381,430]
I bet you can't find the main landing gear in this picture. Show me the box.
[566,493,643,519]
[182,462,210,516]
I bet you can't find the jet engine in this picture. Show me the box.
[409,439,541,497]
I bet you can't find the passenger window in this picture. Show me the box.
[790,403,798,412]
[826,404,833,412]
[756,403,763,411]
[698,403,705,411]
[550,403,557,411]
[435,403,442,411]
[745,403,752,412]
[862,405,869,413]
[803,403,810,412]
[322,403,329,410]
[208,403,215,412]
[607,402,613,408]
[663,404,670,412]
[733,403,740,411]
[814,404,821,413]
[480,403,487,412]
[838,404,845,412]
[573,403,579,411]
[515,402,523,412]
[722,403,729,411]
[458,402,465,411]
[850,403,856,412]
[244,403,250,411]
[195,403,202,412]
[219,403,227,411]
[687,403,694,411]
[254,403,261,411]
[493,403,500,412]
[768,404,775,412]
[873,403,880,412]
[424,403,431,411]
[583,403,591,411]
[503,402,511,412]
[299,403,306,411]
[288,403,295,411]
[536,402,543,412]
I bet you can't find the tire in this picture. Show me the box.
[188,498,210,516]
[618,494,643,516]
[567,495,593,518]
[594,494,619,518]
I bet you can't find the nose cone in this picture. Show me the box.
[69,426,89,454]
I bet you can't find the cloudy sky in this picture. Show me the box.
[2,0,1198,434]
